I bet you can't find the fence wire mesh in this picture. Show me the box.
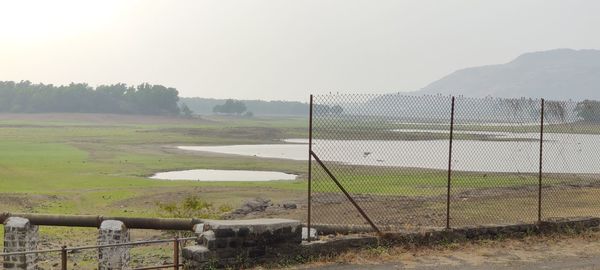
[450,97,541,227]
[542,99,600,220]
[309,94,600,232]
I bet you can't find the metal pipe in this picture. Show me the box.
[133,265,184,270]
[0,248,64,257]
[307,94,314,242]
[0,213,203,230]
[538,98,545,223]
[0,237,198,257]
[446,96,455,230]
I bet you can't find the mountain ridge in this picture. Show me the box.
[417,48,600,101]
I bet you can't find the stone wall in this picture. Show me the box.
[183,219,302,269]
[382,217,600,245]
[183,217,600,269]
[3,215,600,270]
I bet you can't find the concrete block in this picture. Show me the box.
[2,217,38,270]
[302,227,318,241]
[98,220,130,270]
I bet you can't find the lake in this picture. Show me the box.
[179,131,600,174]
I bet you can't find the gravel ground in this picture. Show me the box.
[288,231,600,270]
[304,256,600,270]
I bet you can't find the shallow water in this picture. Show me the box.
[179,131,600,174]
[150,169,297,181]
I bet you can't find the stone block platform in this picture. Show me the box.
[183,219,302,269]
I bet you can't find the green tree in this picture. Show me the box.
[213,99,247,115]
[314,104,343,115]
[180,103,194,118]
[575,100,600,122]
[331,105,344,115]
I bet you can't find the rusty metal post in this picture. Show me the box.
[173,237,179,270]
[61,246,68,270]
[446,96,455,230]
[307,94,313,242]
[538,98,545,223]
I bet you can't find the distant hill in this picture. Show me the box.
[418,49,600,100]
[180,97,308,116]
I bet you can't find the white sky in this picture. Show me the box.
[1,0,599,101]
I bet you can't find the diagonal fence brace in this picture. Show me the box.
[310,150,382,235]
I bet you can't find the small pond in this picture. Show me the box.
[150,169,297,181]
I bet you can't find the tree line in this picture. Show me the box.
[212,99,248,115]
[314,104,344,115]
[181,97,308,116]
[575,100,600,122]
[0,81,186,115]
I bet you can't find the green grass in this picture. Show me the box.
[0,113,588,214]
[1,113,600,268]
[0,114,308,209]
[0,114,312,252]
[310,166,579,196]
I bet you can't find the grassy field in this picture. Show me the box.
[1,113,599,222]
[0,113,313,260]
[1,113,600,268]
[0,113,312,214]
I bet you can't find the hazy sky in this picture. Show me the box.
[1,0,599,101]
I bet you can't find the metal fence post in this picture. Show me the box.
[307,94,313,242]
[173,237,179,270]
[538,98,545,223]
[61,246,68,270]
[446,96,455,230]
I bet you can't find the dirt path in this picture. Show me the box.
[304,256,600,270]
[287,230,600,270]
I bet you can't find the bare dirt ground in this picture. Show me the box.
[138,183,600,232]
[116,186,307,220]
[309,185,600,230]
[3,188,600,269]
[0,193,60,212]
[289,230,600,270]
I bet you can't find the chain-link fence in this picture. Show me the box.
[307,94,600,232]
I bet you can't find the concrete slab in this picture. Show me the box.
[204,218,301,234]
